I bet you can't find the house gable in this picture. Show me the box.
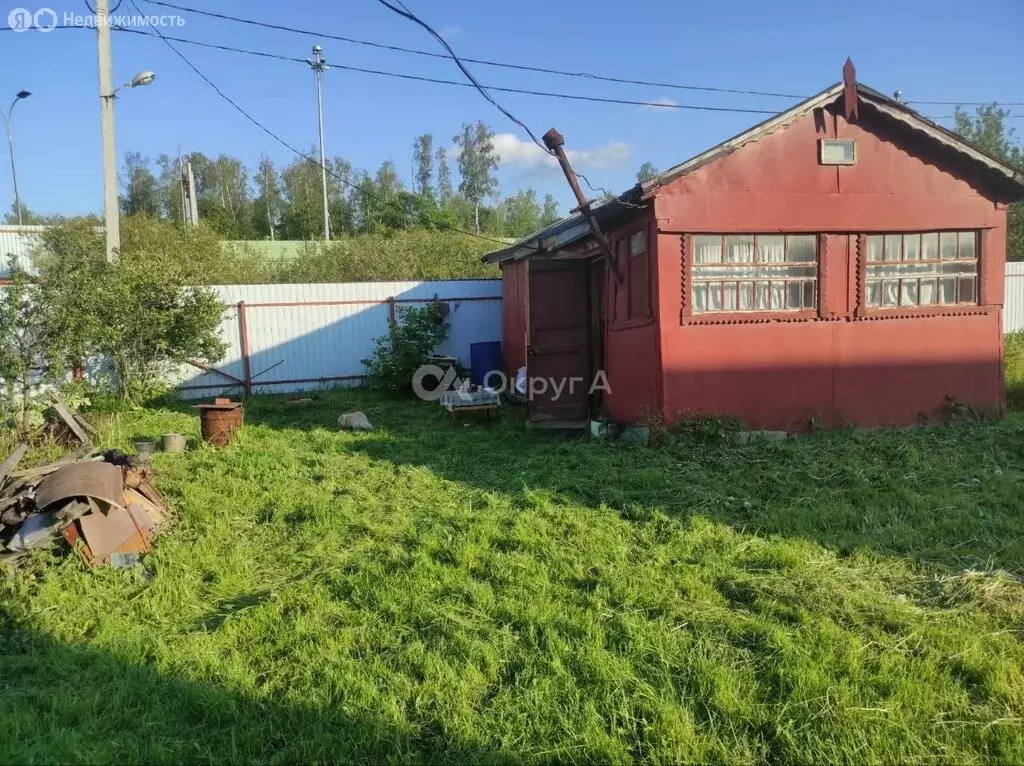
[652,99,1008,235]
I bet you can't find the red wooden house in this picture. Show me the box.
[484,68,1024,430]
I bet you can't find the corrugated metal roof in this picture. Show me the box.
[483,81,1024,264]
[0,225,46,279]
[480,190,643,264]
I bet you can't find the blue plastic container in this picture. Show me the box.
[470,341,503,387]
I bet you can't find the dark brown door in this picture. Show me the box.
[528,259,591,422]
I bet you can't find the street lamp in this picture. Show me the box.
[99,69,155,262]
[113,70,156,95]
[0,90,32,226]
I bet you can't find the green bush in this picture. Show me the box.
[34,217,227,404]
[276,230,499,283]
[0,258,65,437]
[1005,331,1024,411]
[362,301,448,393]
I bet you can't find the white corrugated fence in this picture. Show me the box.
[175,280,503,398]
[1005,263,1024,333]
[0,225,45,278]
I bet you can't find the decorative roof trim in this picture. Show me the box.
[482,80,1024,265]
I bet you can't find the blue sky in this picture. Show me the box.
[1,0,1022,218]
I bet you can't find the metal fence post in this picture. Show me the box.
[238,300,252,397]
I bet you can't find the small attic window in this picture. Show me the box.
[819,139,857,165]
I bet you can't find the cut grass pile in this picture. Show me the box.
[3,391,1024,763]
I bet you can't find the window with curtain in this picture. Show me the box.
[864,232,979,308]
[691,234,818,313]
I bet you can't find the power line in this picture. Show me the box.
[368,0,641,207]
[115,26,307,63]
[120,0,521,249]
[372,0,550,154]
[910,100,1024,107]
[142,0,810,100]
[111,26,777,114]
[4,22,1022,116]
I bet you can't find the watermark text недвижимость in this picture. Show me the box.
[8,4,185,31]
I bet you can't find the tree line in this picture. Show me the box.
[113,120,562,241]
[2,106,1019,258]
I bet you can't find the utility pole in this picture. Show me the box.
[307,45,331,241]
[96,0,120,262]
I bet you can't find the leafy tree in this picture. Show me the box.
[375,160,405,230]
[252,154,281,240]
[954,105,1024,260]
[35,217,227,403]
[154,153,185,223]
[454,121,499,233]
[636,161,659,183]
[436,146,453,204]
[400,193,459,231]
[120,151,160,217]
[541,193,560,226]
[329,157,355,236]
[413,134,435,199]
[0,257,63,436]
[278,152,352,239]
[2,201,53,225]
[280,153,327,240]
[187,152,252,238]
[278,230,496,282]
[349,160,410,233]
[502,189,542,237]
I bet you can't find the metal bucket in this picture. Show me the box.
[134,440,156,461]
[193,399,244,447]
[162,433,187,453]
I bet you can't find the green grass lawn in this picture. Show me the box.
[3,391,1024,763]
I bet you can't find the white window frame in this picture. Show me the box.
[819,139,857,166]
[863,231,980,309]
[691,234,819,315]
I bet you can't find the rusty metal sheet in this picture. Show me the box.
[125,489,161,531]
[35,462,124,512]
[78,505,138,559]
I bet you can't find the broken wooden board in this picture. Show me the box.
[51,402,90,445]
[0,444,28,486]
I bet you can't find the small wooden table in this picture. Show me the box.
[440,390,501,422]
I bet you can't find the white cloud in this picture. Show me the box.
[439,25,463,41]
[490,133,631,174]
[643,97,678,112]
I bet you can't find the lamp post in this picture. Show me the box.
[98,68,155,262]
[0,90,31,227]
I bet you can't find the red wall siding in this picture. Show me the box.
[605,322,661,422]
[603,216,662,423]
[654,107,1008,429]
[501,261,527,376]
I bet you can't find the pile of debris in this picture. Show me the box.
[0,444,168,569]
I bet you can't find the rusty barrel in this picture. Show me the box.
[193,398,244,447]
